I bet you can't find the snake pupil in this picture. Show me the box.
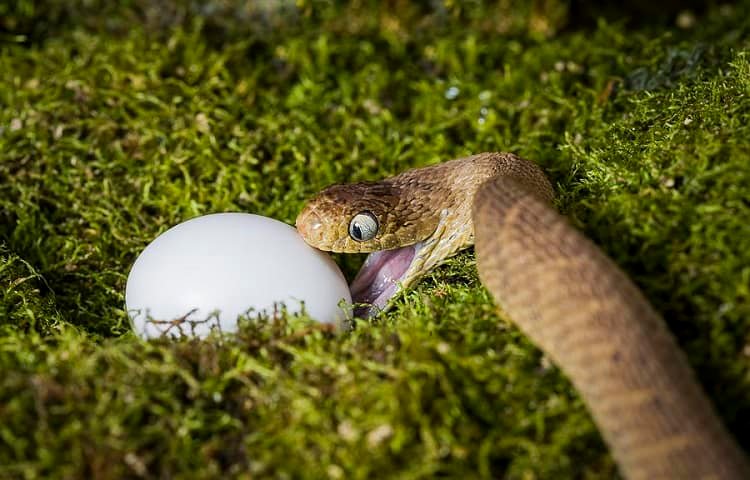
[352,224,362,240]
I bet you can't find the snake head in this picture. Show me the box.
[296,165,472,317]
[296,181,440,254]
[296,153,548,317]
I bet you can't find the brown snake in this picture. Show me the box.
[295,152,750,479]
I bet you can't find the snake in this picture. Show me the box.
[295,152,750,479]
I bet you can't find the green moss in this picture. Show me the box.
[1,1,749,478]
[0,243,61,334]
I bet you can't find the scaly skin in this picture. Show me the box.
[296,152,750,479]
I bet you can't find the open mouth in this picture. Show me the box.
[349,243,420,317]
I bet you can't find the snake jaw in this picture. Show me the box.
[349,243,420,316]
[348,209,458,317]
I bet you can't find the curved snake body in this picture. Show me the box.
[296,152,749,479]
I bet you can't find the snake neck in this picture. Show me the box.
[392,152,556,278]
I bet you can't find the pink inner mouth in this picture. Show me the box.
[349,245,416,314]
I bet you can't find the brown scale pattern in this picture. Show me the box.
[474,170,750,480]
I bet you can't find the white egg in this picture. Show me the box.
[125,213,351,339]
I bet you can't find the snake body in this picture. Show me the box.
[296,152,750,479]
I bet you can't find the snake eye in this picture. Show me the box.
[348,211,379,242]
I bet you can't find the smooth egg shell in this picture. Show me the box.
[125,213,351,338]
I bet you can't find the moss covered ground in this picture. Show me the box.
[1,1,750,478]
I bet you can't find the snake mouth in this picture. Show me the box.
[349,243,418,317]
